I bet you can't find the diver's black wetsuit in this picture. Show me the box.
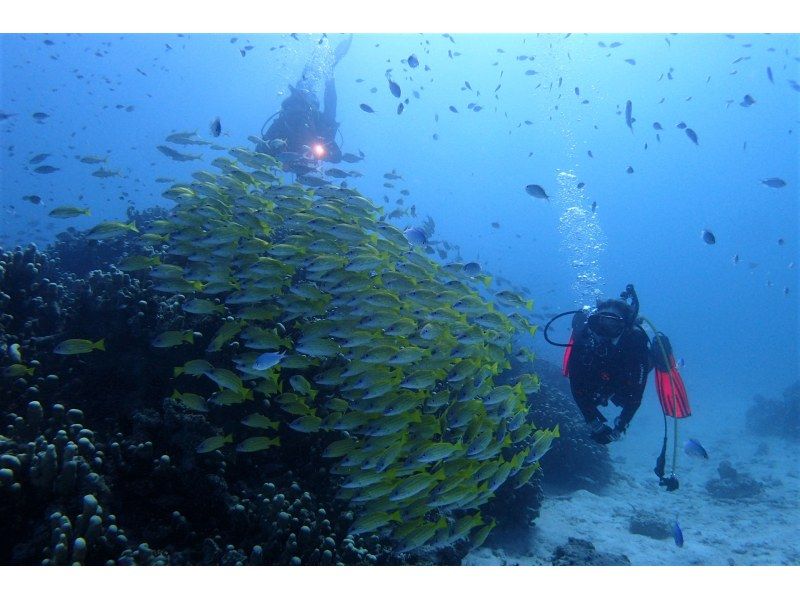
[567,311,652,433]
[257,82,342,167]
[257,35,352,172]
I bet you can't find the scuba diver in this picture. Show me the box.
[544,284,691,490]
[256,34,353,175]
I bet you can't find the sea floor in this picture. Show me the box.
[465,427,800,566]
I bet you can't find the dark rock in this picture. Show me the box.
[745,381,800,441]
[551,537,631,566]
[481,470,543,552]
[403,542,471,565]
[628,510,672,540]
[706,460,763,500]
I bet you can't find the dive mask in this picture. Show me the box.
[587,310,627,339]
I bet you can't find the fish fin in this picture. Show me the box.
[94,339,106,351]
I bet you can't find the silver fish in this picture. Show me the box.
[404,226,428,246]
[253,351,284,371]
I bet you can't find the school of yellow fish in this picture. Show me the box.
[109,146,559,553]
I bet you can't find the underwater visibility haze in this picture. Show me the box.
[0,32,798,566]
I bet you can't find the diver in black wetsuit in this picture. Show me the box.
[256,34,352,174]
[565,295,652,444]
[546,284,691,490]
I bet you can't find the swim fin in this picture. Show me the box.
[333,33,353,66]
[651,332,691,418]
[562,334,574,377]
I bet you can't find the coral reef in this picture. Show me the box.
[550,537,630,565]
[0,400,126,564]
[1,149,560,564]
[706,461,763,500]
[0,382,394,565]
[746,381,800,441]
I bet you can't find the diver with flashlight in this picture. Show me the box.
[543,285,691,490]
[256,34,352,174]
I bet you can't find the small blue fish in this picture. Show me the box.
[625,100,634,131]
[677,357,685,368]
[209,117,221,138]
[525,184,549,200]
[463,262,481,276]
[673,520,684,547]
[404,226,428,246]
[253,351,284,371]
[684,438,708,459]
[761,177,786,189]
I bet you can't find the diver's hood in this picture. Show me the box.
[587,299,634,339]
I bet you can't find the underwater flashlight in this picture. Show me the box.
[312,143,326,158]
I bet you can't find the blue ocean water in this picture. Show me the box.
[3,33,796,412]
[1,32,798,564]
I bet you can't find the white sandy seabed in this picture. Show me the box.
[464,423,800,566]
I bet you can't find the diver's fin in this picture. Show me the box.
[656,366,690,418]
[562,334,574,377]
[652,333,691,418]
[333,33,353,66]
